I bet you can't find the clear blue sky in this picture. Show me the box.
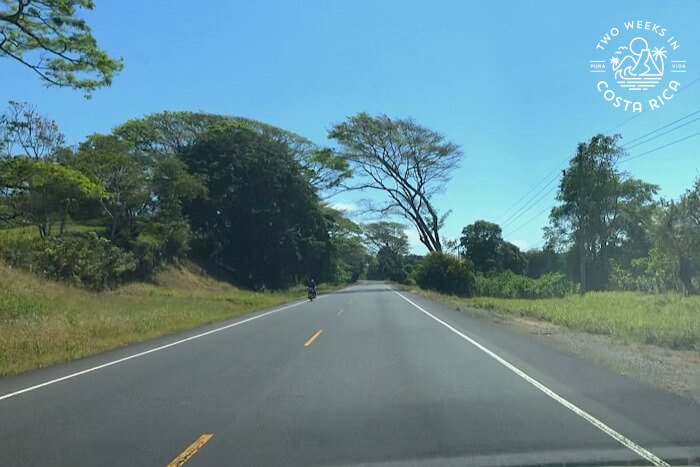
[1,0,698,252]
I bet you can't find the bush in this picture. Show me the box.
[414,252,475,297]
[403,278,416,286]
[609,252,685,294]
[2,232,136,290]
[475,270,573,298]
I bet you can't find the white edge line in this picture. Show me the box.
[389,289,669,467]
[0,297,318,402]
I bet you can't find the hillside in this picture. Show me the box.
[0,261,314,376]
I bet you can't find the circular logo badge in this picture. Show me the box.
[589,21,688,112]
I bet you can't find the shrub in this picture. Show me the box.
[475,270,573,298]
[403,278,416,286]
[414,252,475,297]
[2,232,136,290]
[609,252,684,294]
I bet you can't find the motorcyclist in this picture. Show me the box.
[308,278,316,298]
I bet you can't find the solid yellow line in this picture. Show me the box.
[304,329,323,347]
[337,309,344,316]
[167,434,213,467]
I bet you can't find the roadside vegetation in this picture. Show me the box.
[0,261,341,376]
[412,288,699,351]
[1,87,698,376]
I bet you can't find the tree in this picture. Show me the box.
[0,101,65,159]
[329,113,462,252]
[180,125,332,289]
[363,221,410,281]
[525,247,561,279]
[656,177,700,294]
[69,134,205,250]
[460,220,526,274]
[324,206,368,283]
[548,134,657,293]
[364,221,409,255]
[69,134,149,241]
[460,220,503,273]
[0,0,123,93]
[0,156,105,236]
[414,252,476,297]
[498,240,527,275]
[113,111,350,195]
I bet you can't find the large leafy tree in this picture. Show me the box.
[0,156,105,236]
[0,0,123,93]
[68,134,149,241]
[329,112,462,252]
[324,206,368,283]
[67,134,205,246]
[364,221,409,255]
[525,247,561,279]
[548,134,657,293]
[180,125,332,289]
[459,220,526,275]
[657,177,700,294]
[363,221,410,281]
[113,111,350,195]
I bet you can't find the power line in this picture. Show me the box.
[495,165,562,222]
[603,75,700,135]
[505,204,552,236]
[621,110,700,147]
[496,76,700,239]
[509,126,699,244]
[501,173,560,228]
[624,116,700,151]
[621,130,700,163]
[528,239,547,250]
[605,113,643,133]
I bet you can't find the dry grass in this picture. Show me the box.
[412,288,699,351]
[0,262,334,376]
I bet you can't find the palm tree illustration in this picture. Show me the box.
[651,47,668,74]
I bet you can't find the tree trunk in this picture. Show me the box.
[59,208,66,234]
[579,233,586,295]
[678,257,697,295]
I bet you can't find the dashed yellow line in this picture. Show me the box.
[337,309,344,316]
[304,329,323,347]
[167,434,213,467]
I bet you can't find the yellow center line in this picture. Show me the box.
[167,434,213,467]
[304,329,323,347]
[337,309,344,316]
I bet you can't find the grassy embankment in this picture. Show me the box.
[411,288,699,351]
[0,259,337,377]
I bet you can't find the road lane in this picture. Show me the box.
[0,282,698,466]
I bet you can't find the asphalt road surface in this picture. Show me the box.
[1,283,699,466]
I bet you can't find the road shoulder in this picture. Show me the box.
[410,287,700,403]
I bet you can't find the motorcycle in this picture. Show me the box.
[308,286,317,301]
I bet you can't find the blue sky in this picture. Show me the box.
[1,0,698,252]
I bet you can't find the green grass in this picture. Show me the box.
[0,221,106,242]
[0,262,341,377]
[412,289,699,351]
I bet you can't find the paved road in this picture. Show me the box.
[1,283,698,466]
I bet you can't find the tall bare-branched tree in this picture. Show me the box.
[0,100,64,159]
[329,112,462,252]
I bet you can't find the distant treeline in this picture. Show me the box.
[1,103,698,297]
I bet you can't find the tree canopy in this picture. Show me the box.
[179,125,332,289]
[460,220,526,275]
[548,134,657,293]
[0,0,123,93]
[329,112,461,252]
